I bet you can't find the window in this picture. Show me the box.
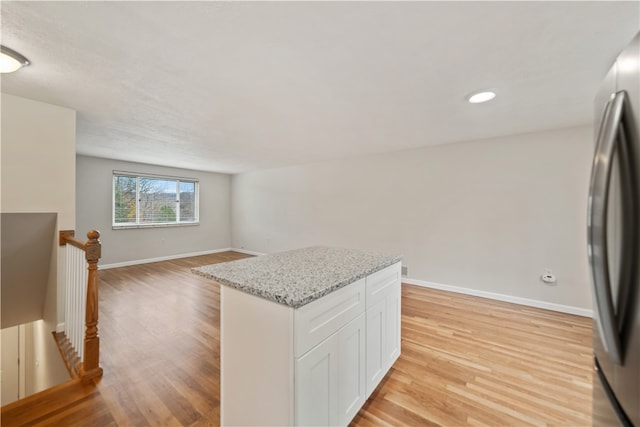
[113,172,199,228]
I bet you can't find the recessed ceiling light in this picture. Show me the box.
[0,45,30,73]
[466,91,496,104]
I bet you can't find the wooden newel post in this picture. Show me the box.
[81,229,103,381]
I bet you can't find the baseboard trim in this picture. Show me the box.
[229,248,266,256]
[402,277,593,318]
[56,323,65,333]
[100,248,235,269]
[99,250,591,317]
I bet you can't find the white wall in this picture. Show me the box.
[0,320,69,405]
[25,320,69,397]
[232,125,594,312]
[1,93,76,328]
[76,155,232,266]
[1,325,22,405]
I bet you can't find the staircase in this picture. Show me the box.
[52,331,82,379]
[1,230,105,426]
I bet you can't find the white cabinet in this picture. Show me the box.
[384,283,401,367]
[365,263,401,396]
[295,264,401,424]
[337,313,366,425]
[295,313,366,427]
[295,328,339,427]
[295,278,365,358]
[295,279,366,426]
[220,261,401,427]
[366,299,386,394]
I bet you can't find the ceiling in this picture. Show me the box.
[1,1,638,174]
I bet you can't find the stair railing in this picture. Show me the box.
[58,229,103,381]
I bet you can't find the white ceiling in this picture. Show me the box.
[1,1,638,174]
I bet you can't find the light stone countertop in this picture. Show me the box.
[192,246,402,308]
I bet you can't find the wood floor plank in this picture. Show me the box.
[2,253,592,426]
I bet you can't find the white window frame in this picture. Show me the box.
[112,171,200,229]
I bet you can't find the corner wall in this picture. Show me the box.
[231,125,594,312]
[76,155,232,266]
[1,93,76,329]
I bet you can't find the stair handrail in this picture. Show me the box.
[59,229,103,381]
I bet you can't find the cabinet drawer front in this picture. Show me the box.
[295,279,365,357]
[366,262,401,308]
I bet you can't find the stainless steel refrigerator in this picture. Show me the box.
[589,32,640,427]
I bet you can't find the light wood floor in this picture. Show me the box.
[1,252,593,426]
[353,286,593,427]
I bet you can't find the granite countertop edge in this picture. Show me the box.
[192,250,402,309]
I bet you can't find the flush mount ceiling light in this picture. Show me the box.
[0,45,30,73]
[466,90,496,104]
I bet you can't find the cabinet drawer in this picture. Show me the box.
[366,262,401,308]
[295,279,365,357]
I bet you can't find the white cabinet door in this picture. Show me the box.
[295,334,339,427]
[384,285,401,368]
[365,263,402,397]
[337,313,366,426]
[365,299,386,396]
[296,313,366,427]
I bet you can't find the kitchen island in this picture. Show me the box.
[194,246,402,426]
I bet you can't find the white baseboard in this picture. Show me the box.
[229,248,266,256]
[99,249,591,318]
[56,322,65,333]
[100,248,235,269]
[402,277,593,318]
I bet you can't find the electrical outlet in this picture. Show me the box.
[541,268,557,284]
[401,266,408,276]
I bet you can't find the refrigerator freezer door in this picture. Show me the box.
[612,32,640,427]
[591,32,640,427]
[592,51,620,400]
[594,359,632,427]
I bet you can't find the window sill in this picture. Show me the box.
[112,222,199,230]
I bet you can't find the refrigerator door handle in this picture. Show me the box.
[587,91,626,365]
